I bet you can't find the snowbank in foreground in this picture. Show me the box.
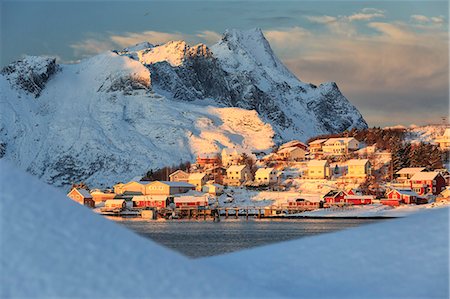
[204,207,449,298]
[0,161,264,298]
[2,160,448,298]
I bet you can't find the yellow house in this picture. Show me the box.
[188,172,208,191]
[169,170,190,182]
[221,148,243,167]
[308,139,327,156]
[254,167,278,185]
[113,181,145,195]
[276,147,306,161]
[435,128,450,150]
[322,138,359,156]
[224,165,252,186]
[306,160,330,179]
[202,183,224,196]
[144,181,195,196]
[347,159,371,178]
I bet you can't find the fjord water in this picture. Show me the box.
[113,218,382,258]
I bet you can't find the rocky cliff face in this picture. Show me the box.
[0,29,367,188]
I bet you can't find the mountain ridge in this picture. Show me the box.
[0,28,367,187]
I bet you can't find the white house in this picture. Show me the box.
[322,138,359,156]
[221,148,243,166]
[306,160,330,179]
[346,159,371,178]
[224,165,252,186]
[276,146,306,161]
[254,167,278,185]
[202,183,224,196]
[435,128,450,150]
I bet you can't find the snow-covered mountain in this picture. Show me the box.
[0,28,367,187]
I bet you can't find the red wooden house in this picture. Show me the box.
[344,195,373,205]
[385,189,419,205]
[286,198,320,208]
[67,188,95,208]
[409,172,446,195]
[132,195,170,208]
[105,199,127,209]
[174,196,209,208]
[323,190,346,204]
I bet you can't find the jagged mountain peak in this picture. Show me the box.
[1,56,58,97]
[119,40,212,67]
[0,28,368,187]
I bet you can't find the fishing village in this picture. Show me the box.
[67,128,450,220]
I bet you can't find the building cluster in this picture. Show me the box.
[67,137,450,211]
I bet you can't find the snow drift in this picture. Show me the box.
[1,160,448,298]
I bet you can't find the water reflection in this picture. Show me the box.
[111,218,384,258]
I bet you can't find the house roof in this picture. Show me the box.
[324,137,357,145]
[255,167,275,176]
[132,195,167,201]
[152,181,195,188]
[410,172,441,181]
[396,167,426,175]
[279,140,308,150]
[309,139,327,145]
[345,195,374,200]
[169,170,188,177]
[389,189,419,197]
[188,173,206,180]
[277,146,303,154]
[105,199,125,204]
[74,188,92,199]
[347,159,369,166]
[173,196,208,203]
[227,165,247,172]
[307,160,328,167]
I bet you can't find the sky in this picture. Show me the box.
[1,0,448,127]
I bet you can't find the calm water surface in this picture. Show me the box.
[112,218,383,258]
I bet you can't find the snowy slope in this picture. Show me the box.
[0,53,274,187]
[2,161,448,298]
[0,160,268,298]
[0,28,366,188]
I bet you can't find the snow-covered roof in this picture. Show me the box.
[307,160,328,167]
[155,181,195,188]
[173,196,208,203]
[227,165,247,172]
[308,139,327,145]
[396,167,426,175]
[324,137,357,145]
[410,172,441,181]
[188,172,206,180]
[347,159,369,166]
[74,188,92,199]
[132,195,167,201]
[105,199,125,204]
[169,170,188,177]
[277,146,302,154]
[345,195,374,200]
[255,167,275,176]
[389,189,419,197]
[279,140,307,149]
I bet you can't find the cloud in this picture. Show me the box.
[109,31,186,48]
[361,8,385,14]
[196,31,222,44]
[411,14,430,23]
[305,15,337,24]
[70,30,225,58]
[264,21,448,126]
[347,12,384,21]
